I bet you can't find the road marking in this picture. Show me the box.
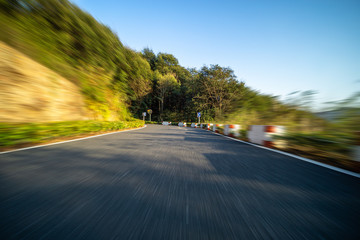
[211,132,360,179]
[0,125,147,155]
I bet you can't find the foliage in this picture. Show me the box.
[284,90,318,111]
[0,120,144,147]
[0,0,152,120]
[274,132,358,171]
[276,132,353,154]
[156,72,180,120]
[194,65,243,118]
[144,121,159,124]
[0,0,331,130]
[324,92,360,133]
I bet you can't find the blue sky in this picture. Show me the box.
[73,0,360,110]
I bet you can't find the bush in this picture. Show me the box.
[276,132,353,155]
[145,121,159,124]
[240,129,247,139]
[0,120,144,147]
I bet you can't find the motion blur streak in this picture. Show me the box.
[0,2,359,238]
[0,0,360,170]
[0,125,359,239]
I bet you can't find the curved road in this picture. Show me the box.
[0,125,359,239]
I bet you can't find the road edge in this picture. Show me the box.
[211,132,360,179]
[0,125,147,155]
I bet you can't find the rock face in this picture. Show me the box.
[0,42,85,122]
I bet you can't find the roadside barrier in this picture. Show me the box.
[195,123,284,148]
[224,124,241,137]
[191,123,199,128]
[178,122,187,127]
[213,124,223,133]
[205,123,213,130]
[248,125,285,148]
[201,123,211,130]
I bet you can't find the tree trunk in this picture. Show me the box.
[158,100,161,121]
[160,97,164,121]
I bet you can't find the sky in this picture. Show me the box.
[72,0,360,110]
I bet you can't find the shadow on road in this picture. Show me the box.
[0,125,359,239]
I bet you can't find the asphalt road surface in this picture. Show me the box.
[0,125,359,240]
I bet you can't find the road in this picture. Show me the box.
[0,125,359,239]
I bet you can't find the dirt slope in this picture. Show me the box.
[0,41,85,122]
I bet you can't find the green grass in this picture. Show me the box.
[0,120,144,147]
[145,121,160,124]
[275,132,353,155]
[273,132,360,172]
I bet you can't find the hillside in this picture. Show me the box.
[0,0,152,121]
[0,41,85,122]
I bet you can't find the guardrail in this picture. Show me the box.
[174,122,348,149]
[224,124,241,137]
[248,125,285,148]
[213,124,223,133]
[163,121,359,163]
[189,122,286,149]
[163,121,359,167]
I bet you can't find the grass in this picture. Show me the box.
[273,132,359,173]
[0,120,144,149]
[275,132,353,156]
[145,121,160,124]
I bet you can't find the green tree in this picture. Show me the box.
[195,65,243,119]
[156,72,180,120]
[141,48,157,71]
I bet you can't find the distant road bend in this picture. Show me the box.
[0,125,359,239]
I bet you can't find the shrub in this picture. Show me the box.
[0,120,144,147]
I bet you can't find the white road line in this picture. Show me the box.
[211,132,360,179]
[0,125,147,155]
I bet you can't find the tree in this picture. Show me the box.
[155,53,179,75]
[156,72,180,120]
[124,48,152,99]
[285,90,318,111]
[141,48,157,71]
[195,65,243,118]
